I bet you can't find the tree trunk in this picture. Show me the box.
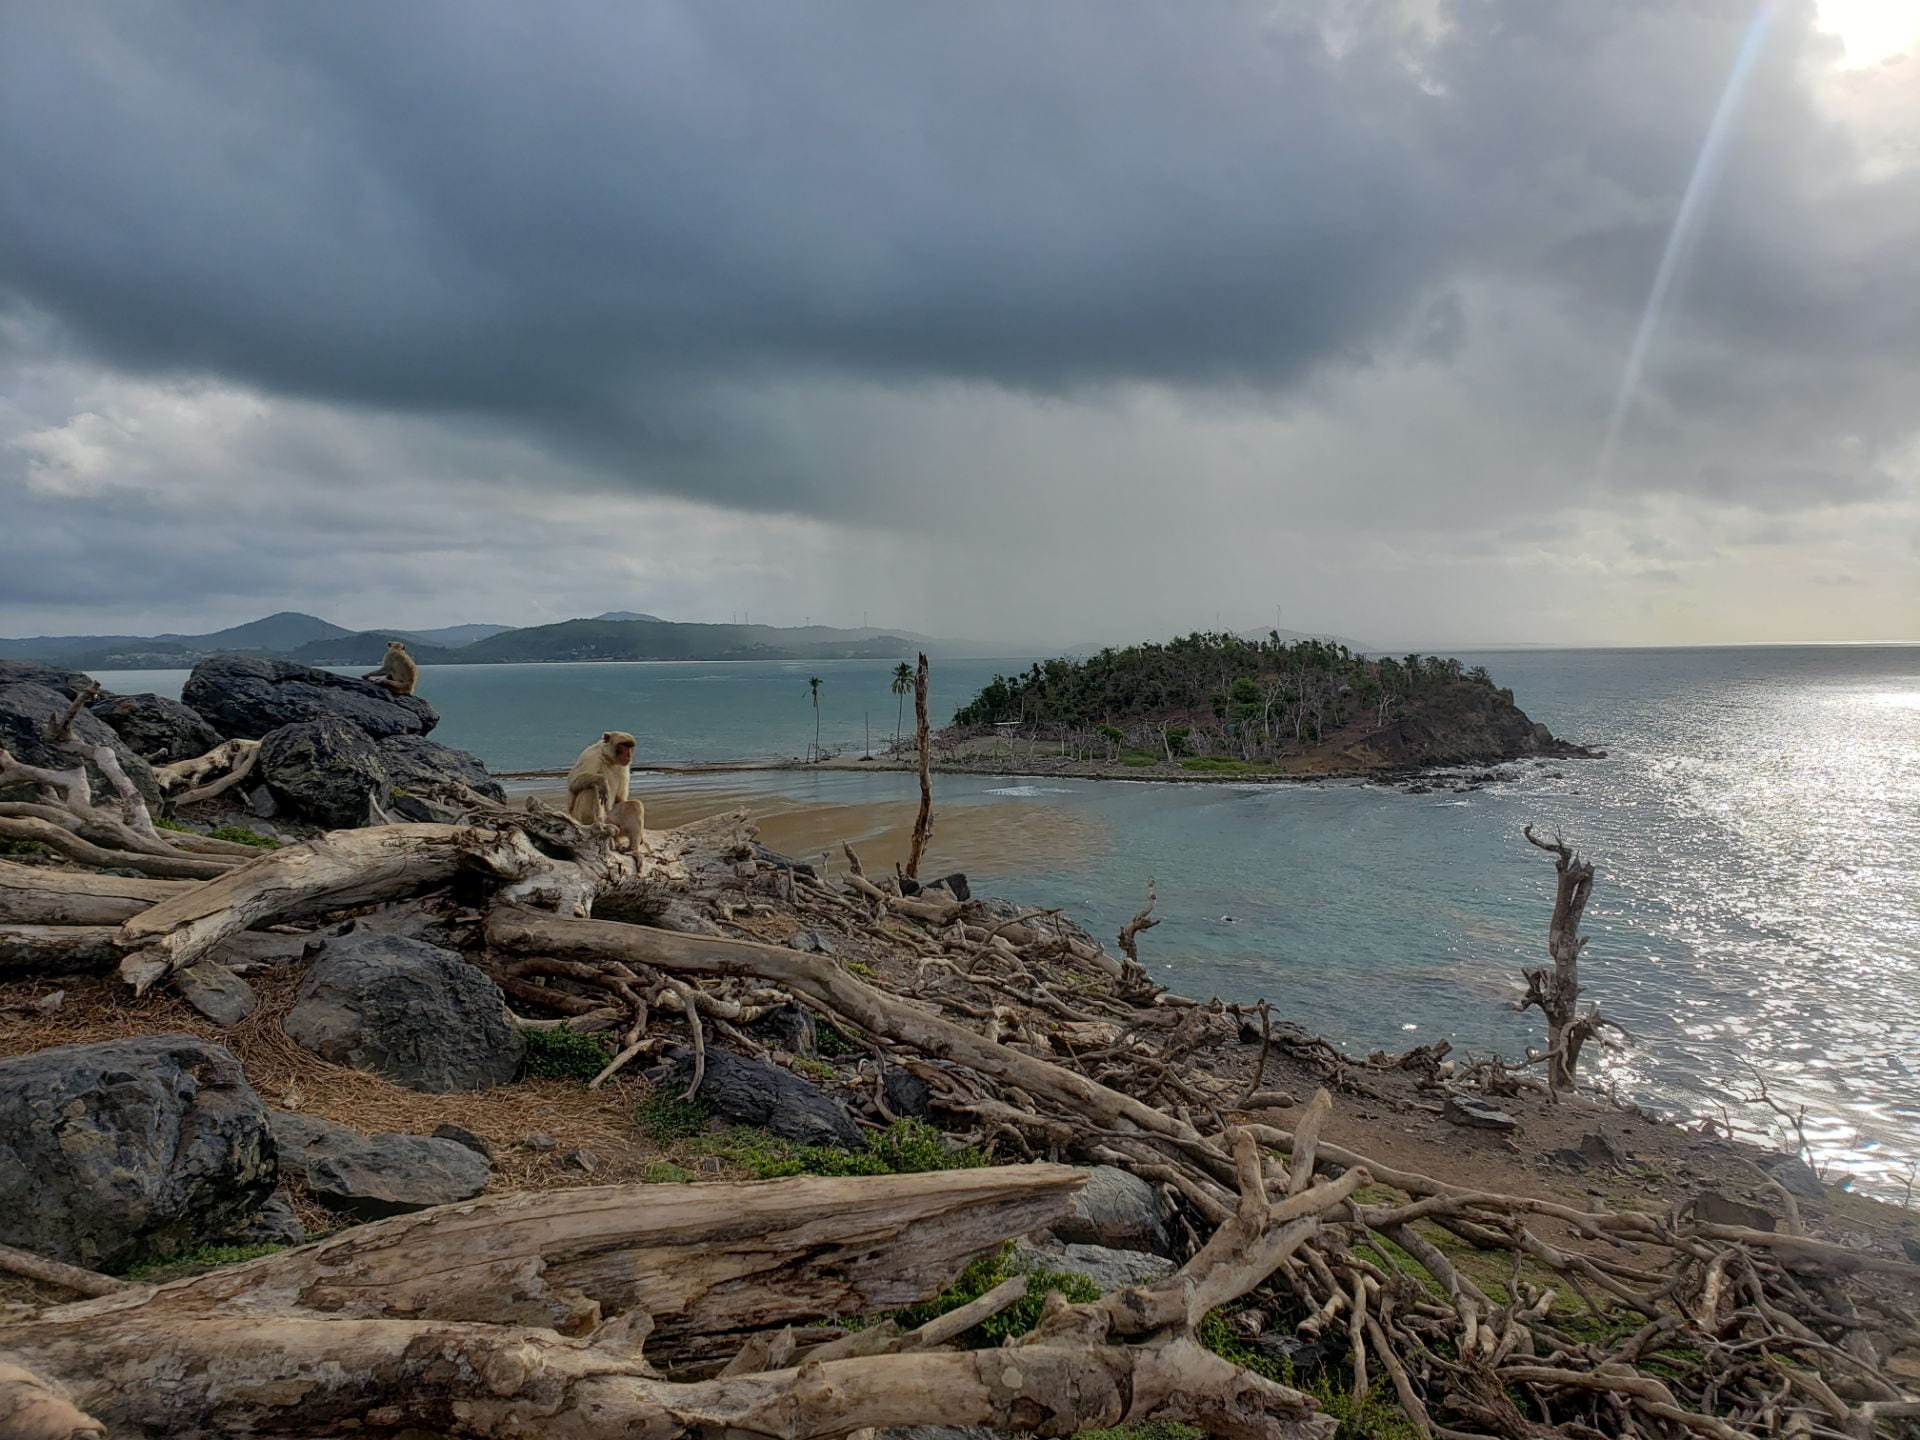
[906,653,932,880]
[0,860,189,927]
[1520,825,1599,1089]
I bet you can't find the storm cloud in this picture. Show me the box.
[2,0,1916,644]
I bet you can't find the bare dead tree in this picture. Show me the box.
[906,652,932,880]
[1519,824,1613,1090]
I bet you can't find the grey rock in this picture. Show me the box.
[1444,1094,1519,1131]
[665,1045,865,1149]
[432,1123,494,1159]
[788,929,836,956]
[270,1110,489,1220]
[283,932,524,1092]
[0,660,102,699]
[521,1132,557,1152]
[259,717,390,829]
[563,1147,599,1174]
[248,783,279,819]
[753,844,816,877]
[183,654,438,741]
[905,872,971,902]
[222,1189,305,1247]
[174,960,259,1026]
[377,734,505,803]
[1049,1164,1172,1256]
[31,989,64,1016]
[389,792,463,824]
[1548,1147,1588,1171]
[881,1066,931,1119]
[1578,1130,1630,1169]
[87,692,223,764]
[1902,1236,1920,1265]
[749,1002,817,1057]
[1693,1190,1777,1232]
[1011,1237,1174,1292]
[0,1035,275,1268]
[1761,1153,1826,1200]
[0,680,162,807]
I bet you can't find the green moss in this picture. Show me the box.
[792,1057,837,1084]
[842,959,876,979]
[119,1240,289,1282]
[636,1091,715,1142]
[0,839,45,856]
[814,1022,860,1058]
[641,1162,697,1183]
[522,1027,612,1083]
[156,817,191,832]
[208,825,280,849]
[1077,1425,1206,1440]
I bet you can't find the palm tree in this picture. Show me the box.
[890,662,913,750]
[807,675,823,761]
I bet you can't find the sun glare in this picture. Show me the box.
[1815,0,1920,66]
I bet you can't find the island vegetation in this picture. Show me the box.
[940,632,1590,777]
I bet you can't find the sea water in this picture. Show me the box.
[96,645,1920,1188]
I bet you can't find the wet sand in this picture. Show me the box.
[507,776,1106,878]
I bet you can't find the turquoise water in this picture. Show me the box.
[96,647,1920,1188]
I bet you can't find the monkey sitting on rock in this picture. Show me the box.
[567,729,645,856]
[362,640,419,696]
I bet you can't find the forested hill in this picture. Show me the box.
[951,632,1589,771]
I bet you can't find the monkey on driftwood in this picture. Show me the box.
[362,640,419,696]
[567,730,635,823]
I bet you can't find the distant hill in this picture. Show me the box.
[0,611,1017,669]
[0,611,352,668]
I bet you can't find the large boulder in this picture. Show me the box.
[1047,1164,1172,1256]
[282,932,523,1092]
[0,1035,275,1268]
[377,734,505,803]
[269,1110,490,1219]
[663,1045,865,1149]
[87,691,224,764]
[0,659,101,699]
[0,679,161,807]
[182,653,437,741]
[258,717,390,828]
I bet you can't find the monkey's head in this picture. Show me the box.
[387,640,408,653]
[602,730,636,764]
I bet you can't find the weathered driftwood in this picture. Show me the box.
[111,823,474,992]
[1519,824,1612,1089]
[0,860,189,926]
[0,1147,1353,1440]
[153,737,261,807]
[905,651,932,880]
[0,814,230,881]
[0,924,130,978]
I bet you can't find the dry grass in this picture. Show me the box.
[0,969,673,1194]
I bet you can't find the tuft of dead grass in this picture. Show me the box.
[0,970,674,1193]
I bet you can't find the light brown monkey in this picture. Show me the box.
[362,640,419,696]
[608,796,646,857]
[567,730,635,824]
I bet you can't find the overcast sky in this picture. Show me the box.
[2,1,1916,647]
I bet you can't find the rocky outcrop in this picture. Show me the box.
[0,680,162,807]
[0,659,101,699]
[282,932,523,1091]
[664,1045,865,1149]
[377,734,505,802]
[269,1110,490,1219]
[87,691,224,764]
[182,654,437,741]
[258,718,390,829]
[1340,682,1593,771]
[0,1035,275,1268]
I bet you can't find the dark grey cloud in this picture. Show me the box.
[1,0,1917,642]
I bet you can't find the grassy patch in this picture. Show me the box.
[521,1027,613,1083]
[119,1241,289,1282]
[156,817,190,832]
[841,959,876,979]
[641,1162,697,1183]
[636,1091,715,1142]
[691,1117,985,1180]
[791,1057,837,1084]
[889,1245,1100,1344]
[0,839,45,856]
[208,825,280,849]
[1119,750,1158,768]
[1077,1426,1205,1440]
[814,1022,861,1058]
[1180,756,1258,774]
